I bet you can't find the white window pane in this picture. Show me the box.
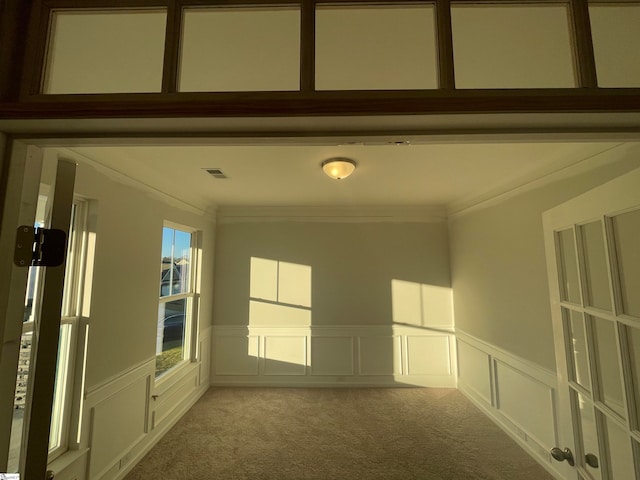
[590,5,640,87]
[592,316,625,418]
[156,298,187,377]
[604,417,635,480]
[565,308,591,391]
[576,392,603,480]
[579,221,612,311]
[316,6,438,90]
[179,7,300,92]
[611,209,640,318]
[557,229,581,304]
[44,10,167,94]
[452,5,575,89]
[627,325,640,431]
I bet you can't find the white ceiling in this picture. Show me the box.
[54,141,626,215]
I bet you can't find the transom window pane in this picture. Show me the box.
[451,5,575,89]
[590,5,640,88]
[179,7,300,92]
[315,5,438,90]
[43,10,167,94]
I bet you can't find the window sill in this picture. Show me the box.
[48,447,89,476]
[153,358,198,396]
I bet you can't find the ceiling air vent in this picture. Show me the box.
[203,168,228,179]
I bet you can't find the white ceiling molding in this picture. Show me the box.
[447,142,638,219]
[57,147,216,220]
[216,206,447,224]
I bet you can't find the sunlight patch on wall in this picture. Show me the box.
[249,257,312,327]
[391,280,454,329]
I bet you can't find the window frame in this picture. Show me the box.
[155,221,200,381]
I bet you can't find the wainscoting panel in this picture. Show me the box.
[310,336,354,376]
[86,363,151,480]
[263,336,307,375]
[211,325,456,387]
[406,335,451,376]
[456,330,562,479]
[214,335,259,375]
[456,339,492,405]
[358,336,402,375]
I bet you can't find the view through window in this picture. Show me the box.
[156,225,194,378]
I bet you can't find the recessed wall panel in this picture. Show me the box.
[310,337,353,375]
[214,336,259,375]
[315,6,438,90]
[590,5,640,87]
[44,10,167,94]
[264,336,306,375]
[358,336,402,375]
[406,336,451,376]
[179,7,300,92]
[452,5,575,88]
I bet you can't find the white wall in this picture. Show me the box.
[212,219,456,387]
[449,144,640,371]
[40,150,216,480]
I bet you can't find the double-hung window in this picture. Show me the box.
[156,224,197,378]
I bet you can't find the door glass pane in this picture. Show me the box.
[43,10,167,94]
[566,308,591,391]
[589,5,640,87]
[604,417,635,480]
[179,7,300,92]
[451,5,575,88]
[576,392,603,480]
[627,324,640,431]
[611,209,640,318]
[592,316,625,418]
[579,221,612,311]
[315,5,438,90]
[156,298,187,377]
[557,228,581,304]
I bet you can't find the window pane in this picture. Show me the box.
[160,227,191,297]
[44,10,167,94]
[627,324,640,431]
[611,209,640,318]
[592,316,625,418]
[451,5,575,89]
[565,308,591,391]
[557,229,581,304]
[156,298,187,377]
[575,392,603,479]
[315,5,437,90]
[590,5,640,88]
[579,221,612,311]
[604,417,635,480]
[179,7,300,92]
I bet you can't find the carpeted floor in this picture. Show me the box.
[125,387,556,480]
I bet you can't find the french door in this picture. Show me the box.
[544,167,640,480]
[0,141,77,479]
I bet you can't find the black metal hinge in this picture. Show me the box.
[14,225,67,267]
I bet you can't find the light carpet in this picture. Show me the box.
[125,387,556,480]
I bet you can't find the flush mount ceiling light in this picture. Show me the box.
[321,157,357,180]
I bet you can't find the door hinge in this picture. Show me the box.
[14,226,67,267]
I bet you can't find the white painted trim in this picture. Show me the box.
[447,142,635,219]
[456,330,566,480]
[85,357,155,402]
[57,147,216,219]
[216,206,447,223]
[456,330,557,387]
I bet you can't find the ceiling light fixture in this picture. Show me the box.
[321,157,356,180]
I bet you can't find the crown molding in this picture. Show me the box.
[216,206,447,224]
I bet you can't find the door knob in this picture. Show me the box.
[585,453,599,468]
[551,447,575,466]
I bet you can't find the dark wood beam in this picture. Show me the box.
[0,0,34,101]
[3,89,640,118]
